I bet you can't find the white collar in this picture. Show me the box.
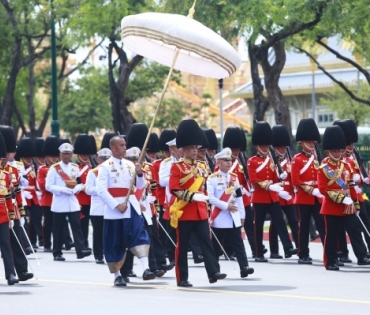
[111,156,122,164]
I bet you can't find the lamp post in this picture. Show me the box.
[309,54,318,121]
[218,79,224,149]
[50,0,59,137]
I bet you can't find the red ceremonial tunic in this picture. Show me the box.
[345,154,364,202]
[152,159,165,206]
[2,165,24,218]
[278,157,294,206]
[291,151,321,205]
[247,155,280,204]
[24,166,39,206]
[169,158,208,221]
[0,170,15,224]
[36,165,53,207]
[318,157,358,216]
[76,163,91,206]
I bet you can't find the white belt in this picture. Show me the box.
[26,186,36,189]
[303,181,317,185]
[283,181,290,185]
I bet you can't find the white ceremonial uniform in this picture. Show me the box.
[97,156,145,219]
[85,167,104,216]
[207,170,245,228]
[45,161,81,213]
[159,155,177,205]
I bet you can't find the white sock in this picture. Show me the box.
[139,257,149,271]
[114,271,120,279]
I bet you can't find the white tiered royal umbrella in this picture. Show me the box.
[120,1,241,203]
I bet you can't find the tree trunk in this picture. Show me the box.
[248,44,270,123]
[26,60,37,138]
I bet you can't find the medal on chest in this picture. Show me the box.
[270,161,275,171]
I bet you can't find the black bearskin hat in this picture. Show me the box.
[344,119,358,143]
[199,130,210,150]
[176,119,203,149]
[240,129,247,151]
[223,127,242,149]
[296,118,320,143]
[252,121,272,145]
[89,135,97,155]
[272,125,291,147]
[0,131,7,158]
[101,132,116,150]
[43,136,60,156]
[333,120,352,146]
[126,123,148,149]
[35,138,45,157]
[159,129,177,151]
[323,126,346,150]
[204,129,218,151]
[147,133,159,152]
[0,126,16,152]
[74,134,94,155]
[59,138,71,145]
[16,138,36,158]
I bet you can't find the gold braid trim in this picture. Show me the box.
[323,162,344,186]
[173,190,194,202]
[347,179,355,188]
[150,180,157,191]
[300,185,314,194]
[354,201,361,210]
[327,190,346,204]
[256,180,271,191]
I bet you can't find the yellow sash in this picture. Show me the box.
[170,177,204,228]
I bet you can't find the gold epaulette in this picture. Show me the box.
[50,162,60,168]
[16,161,24,165]
[173,160,183,164]
[209,172,219,178]
[91,168,99,173]
[197,161,207,169]
[71,163,78,167]
[319,163,327,169]
[163,157,171,162]
[230,172,237,177]
[143,161,153,167]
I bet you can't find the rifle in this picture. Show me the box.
[286,147,293,162]
[314,143,323,164]
[238,151,249,181]
[269,146,283,175]
[353,147,368,178]
[206,151,215,173]
[89,155,97,168]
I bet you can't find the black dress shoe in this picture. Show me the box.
[142,269,155,280]
[335,260,344,267]
[18,272,34,282]
[54,255,66,261]
[95,258,105,264]
[177,280,193,287]
[255,256,268,262]
[77,249,92,259]
[25,246,33,255]
[339,256,352,263]
[114,276,127,287]
[285,248,298,258]
[307,256,313,261]
[153,269,165,277]
[44,247,53,253]
[122,276,130,283]
[327,264,340,271]
[208,272,227,284]
[194,255,204,264]
[240,266,254,278]
[357,257,370,265]
[7,274,19,286]
[31,244,39,249]
[263,248,268,255]
[298,258,312,265]
[365,252,370,259]
[64,242,75,250]
[160,262,175,271]
[128,270,137,277]
[270,253,283,259]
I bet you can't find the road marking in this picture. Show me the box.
[35,278,370,305]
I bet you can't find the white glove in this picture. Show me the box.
[23,190,33,199]
[147,195,156,203]
[312,188,324,198]
[20,217,25,226]
[364,177,370,185]
[279,171,288,180]
[73,184,83,194]
[61,187,73,195]
[353,174,361,183]
[192,193,209,202]
[342,197,353,205]
[268,183,283,192]
[242,187,251,197]
[36,191,42,200]
[9,220,14,229]
[354,185,362,194]
[278,191,292,201]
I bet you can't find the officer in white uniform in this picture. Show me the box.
[85,148,112,264]
[96,136,154,287]
[45,143,92,261]
[207,148,254,278]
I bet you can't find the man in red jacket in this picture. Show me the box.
[169,119,226,287]
[318,126,370,270]
[291,118,325,265]
[247,121,297,262]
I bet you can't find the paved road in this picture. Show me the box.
[1,240,369,315]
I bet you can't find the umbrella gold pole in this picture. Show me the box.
[123,48,181,206]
